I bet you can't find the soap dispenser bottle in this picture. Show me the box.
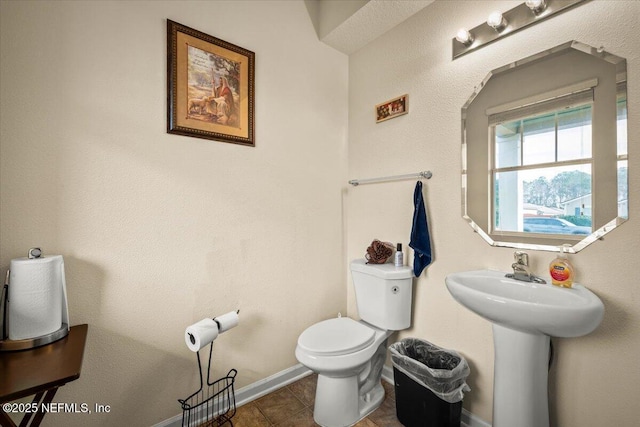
[549,244,574,288]
[394,243,404,267]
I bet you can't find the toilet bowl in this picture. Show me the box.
[295,260,414,427]
[295,317,391,426]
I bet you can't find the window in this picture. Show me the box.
[490,89,594,237]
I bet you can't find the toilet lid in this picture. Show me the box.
[298,317,375,356]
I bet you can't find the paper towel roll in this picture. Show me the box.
[8,255,67,340]
[185,318,219,352]
[214,310,239,333]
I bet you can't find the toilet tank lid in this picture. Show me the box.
[350,259,413,279]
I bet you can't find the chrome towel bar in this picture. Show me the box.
[348,171,432,186]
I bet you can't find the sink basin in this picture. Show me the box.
[445,269,604,337]
[446,269,605,427]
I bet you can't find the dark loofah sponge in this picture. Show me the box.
[365,239,394,264]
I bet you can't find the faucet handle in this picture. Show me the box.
[514,251,529,266]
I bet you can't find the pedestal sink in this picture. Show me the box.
[445,270,604,427]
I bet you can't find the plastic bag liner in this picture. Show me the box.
[389,338,470,403]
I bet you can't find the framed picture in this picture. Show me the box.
[375,94,408,123]
[167,20,255,146]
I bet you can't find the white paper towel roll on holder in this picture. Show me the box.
[0,248,70,352]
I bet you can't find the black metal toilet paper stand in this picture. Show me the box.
[178,342,237,426]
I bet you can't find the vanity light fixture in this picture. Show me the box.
[487,11,507,32]
[526,0,548,15]
[452,0,587,60]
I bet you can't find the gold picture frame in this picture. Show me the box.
[167,20,255,146]
[375,94,408,123]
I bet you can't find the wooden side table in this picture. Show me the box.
[0,324,88,427]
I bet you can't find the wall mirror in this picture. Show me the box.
[462,41,628,253]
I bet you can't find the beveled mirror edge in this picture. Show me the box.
[461,40,629,253]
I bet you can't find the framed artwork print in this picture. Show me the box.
[167,20,255,146]
[376,94,408,123]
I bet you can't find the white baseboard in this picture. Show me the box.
[156,364,490,427]
[461,410,492,427]
[234,363,312,407]
[153,364,312,427]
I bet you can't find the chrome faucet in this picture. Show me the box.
[506,251,546,284]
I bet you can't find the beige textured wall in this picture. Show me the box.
[0,1,347,426]
[347,0,639,425]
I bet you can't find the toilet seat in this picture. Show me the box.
[298,317,375,356]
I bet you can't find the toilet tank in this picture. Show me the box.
[350,259,413,330]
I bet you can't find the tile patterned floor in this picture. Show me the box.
[229,373,404,426]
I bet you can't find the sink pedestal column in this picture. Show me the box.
[492,324,550,427]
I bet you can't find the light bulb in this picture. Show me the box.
[487,11,507,31]
[455,28,474,46]
[525,0,547,14]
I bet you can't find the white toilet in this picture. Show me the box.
[295,259,414,427]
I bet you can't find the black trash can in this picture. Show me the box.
[389,338,470,427]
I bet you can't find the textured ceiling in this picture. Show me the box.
[314,0,435,55]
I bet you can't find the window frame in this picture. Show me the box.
[488,91,595,239]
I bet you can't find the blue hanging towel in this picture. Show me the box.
[409,181,432,276]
